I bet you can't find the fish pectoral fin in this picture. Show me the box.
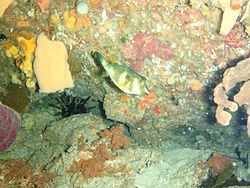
[101,71,109,78]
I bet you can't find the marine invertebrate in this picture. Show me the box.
[138,90,154,110]
[4,33,36,89]
[0,104,20,152]
[0,159,56,186]
[5,43,20,59]
[100,125,131,151]
[16,35,36,78]
[213,57,250,136]
[122,32,174,72]
[53,94,92,118]
[63,11,77,31]
[69,125,130,179]
[63,10,91,31]
[34,33,74,93]
[37,0,50,12]
[223,23,248,48]
[76,0,89,15]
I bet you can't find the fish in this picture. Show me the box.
[92,51,150,96]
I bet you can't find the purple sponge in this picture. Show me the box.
[0,104,20,152]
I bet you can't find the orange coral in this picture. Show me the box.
[69,9,91,28]
[138,90,154,110]
[153,105,161,114]
[188,79,203,91]
[37,0,50,12]
[68,125,130,179]
[231,0,241,10]
[118,94,130,102]
[119,107,128,115]
[93,144,115,161]
[90,0,102,6]
[69,158,106,178]
[17,20,30,27]
[100,125,131,151]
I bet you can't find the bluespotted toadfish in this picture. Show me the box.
[92,51,150,96]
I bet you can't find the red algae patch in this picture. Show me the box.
[0,159,56,187]
[68,125,130,179]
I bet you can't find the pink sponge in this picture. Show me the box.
[122,32,174,72]
[0,104,20,152]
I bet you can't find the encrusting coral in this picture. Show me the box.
[213,57,250,136]
[0,159,56,187]
[68,125,130,179]
[4,32,37,88]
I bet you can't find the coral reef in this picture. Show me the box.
[214,57,250,136]
[0,104,20,152]
[0,0,250,187]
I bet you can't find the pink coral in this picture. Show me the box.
[223,23,247,48]
[0,104,20,152]
[122,32,174,72]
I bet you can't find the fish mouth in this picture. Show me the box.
[91,51,101,59]
[91,51,106,65]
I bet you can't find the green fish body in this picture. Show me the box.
[92,51,150,95]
